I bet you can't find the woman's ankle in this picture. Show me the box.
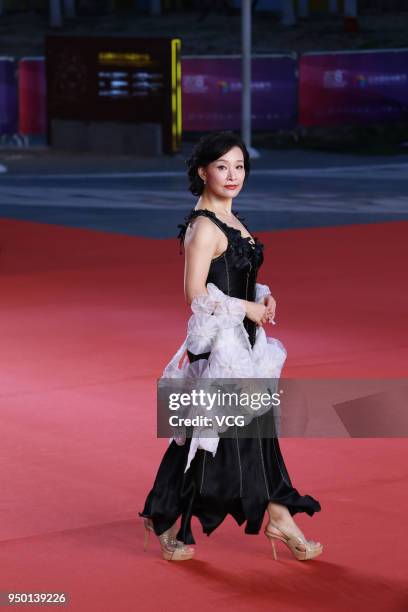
[267,502,291,523]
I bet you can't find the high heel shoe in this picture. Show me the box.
[142,518,195,561]
[264,521,323,561]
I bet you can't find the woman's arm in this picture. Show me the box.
[184,216,220,306]
[255,283,276,325]
[184,217,267,325]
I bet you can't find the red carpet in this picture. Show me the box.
[1,219,407,611]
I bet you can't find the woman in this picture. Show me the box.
[139,131,323,562]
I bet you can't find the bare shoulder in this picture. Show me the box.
[185,214,218,249]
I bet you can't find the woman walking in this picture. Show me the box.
[139,131,323,562]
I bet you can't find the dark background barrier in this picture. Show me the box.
[299,48,408,127]
[2,47,408,144]
[182,54,298,131]
[0,58,17,136]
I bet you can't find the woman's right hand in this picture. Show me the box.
[245,301,268,326]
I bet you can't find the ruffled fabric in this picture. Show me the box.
[160,282,287,473]
[177,207,264,272]
[255,282,272,303]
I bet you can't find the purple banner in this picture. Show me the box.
[299,49,408,126]
[182,55,297,131]
[0,58,17,134]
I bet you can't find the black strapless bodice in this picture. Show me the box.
[177,207,264,347]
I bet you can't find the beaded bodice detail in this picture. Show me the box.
[177,207,264,272]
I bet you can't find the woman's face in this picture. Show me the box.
[199,146,246,198]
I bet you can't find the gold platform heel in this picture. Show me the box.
[142,518,195,561]
[264,521,323,561]
[143,518,154,552]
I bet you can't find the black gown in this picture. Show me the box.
[139,207,321,545]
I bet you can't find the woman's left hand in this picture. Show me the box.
[260,294,276,325]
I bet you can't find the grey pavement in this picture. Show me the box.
[0,146,407,236]
[2,144,408,173]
